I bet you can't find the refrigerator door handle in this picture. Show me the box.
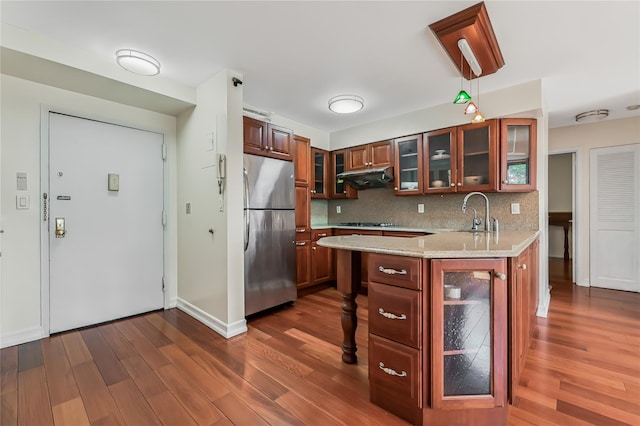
[243,168,250,251]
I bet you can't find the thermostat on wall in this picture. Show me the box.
[108,173,120,191]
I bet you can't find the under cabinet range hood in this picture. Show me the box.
[336,166,394,190]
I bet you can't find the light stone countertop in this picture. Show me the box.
[317,230,540,258]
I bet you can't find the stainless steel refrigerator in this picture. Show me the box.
[243,154,297,316]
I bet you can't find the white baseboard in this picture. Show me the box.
[0,326,47,349]
[536,287,551,318]
[177,298,247,339]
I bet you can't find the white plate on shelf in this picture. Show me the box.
[400,182,418,190]
[431,153,450,160]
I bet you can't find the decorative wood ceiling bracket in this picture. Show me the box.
[429,2,505,80]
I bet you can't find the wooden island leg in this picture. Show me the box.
[336,249,361,364]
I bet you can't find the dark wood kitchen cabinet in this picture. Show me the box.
[423,127,457,194]
[293,134,311,186]
[429,258,507,425]
[346,140,393,170]
[311,229,333,284]
[243,116,293,160]
[394,134,424,196]
[295,239,312,289]
[311,148,329,199]
[331,150,358,199]
[455,120,499,192]
[508,237,539,402]
[499,118,537,192]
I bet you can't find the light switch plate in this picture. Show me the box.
[511,203,520,214]
[336,205,341,214]
[418,203,425,213]
[16,195,30,209]
[108,173,119,191]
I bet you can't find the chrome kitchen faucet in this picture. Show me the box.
[461,191,498,232]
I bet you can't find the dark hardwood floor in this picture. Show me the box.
[2,259,639,425]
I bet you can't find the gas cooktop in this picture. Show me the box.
[338,222,396,227]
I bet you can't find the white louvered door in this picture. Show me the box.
[589,143,639,292]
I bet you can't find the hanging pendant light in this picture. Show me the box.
[453,50,472,104]
[463,69,477,114]
[470,75,485,123]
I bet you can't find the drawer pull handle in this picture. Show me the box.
[378,266,407,275]
[379,362,407,378]
[378,308,406,320]
[295,228,307,233]
[295,241,307,246]
[317,233,327,237]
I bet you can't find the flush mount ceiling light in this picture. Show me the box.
[116,49,160,76]
[575,109,609,122]
[328,95,364,114]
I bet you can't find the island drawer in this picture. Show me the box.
[369,282,421,348]
[368,253,422,290]
[369,334,422,424]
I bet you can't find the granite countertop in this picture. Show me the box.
[317,230,540,259]
[311,224,433,233]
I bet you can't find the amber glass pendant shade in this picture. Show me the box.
[472,111,486,123]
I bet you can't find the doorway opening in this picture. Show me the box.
[548,151,575,288]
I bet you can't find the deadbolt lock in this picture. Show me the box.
[55,217,66,238]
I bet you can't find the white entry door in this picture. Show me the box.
[49,113,164,333]
[589,143,640,292]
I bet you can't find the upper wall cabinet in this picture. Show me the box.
[455,119,499,192]
[293,134,311,186]
[424,127,457,194]
[499,118,537,192]
[243,116,293,160]
[331,150,358,199]
[346,140,393,171]
[311,148,329,199]
[394,134,424,196]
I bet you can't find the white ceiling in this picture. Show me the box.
[2,1,639,133]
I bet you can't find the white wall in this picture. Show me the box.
[549,116,640,286]
[548,153,573,258]
[0,74,178,348]
[176,70,246,337]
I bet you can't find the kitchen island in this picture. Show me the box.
[318,230,539,426]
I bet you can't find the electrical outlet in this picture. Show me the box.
[186,202,191,214]
[336,205,341,214]
[511,203,520,214]
[418,203,425,213]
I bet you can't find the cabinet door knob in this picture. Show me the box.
[312,246,317,250]
[311,190,316,194]
[495,272,507,280]
[394,187,398,191]
[503,180,509,184]
[518,264,527,270]
[450,183,456,187]
[457,182,462,186]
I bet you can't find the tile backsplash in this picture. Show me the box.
[317,187,539,231]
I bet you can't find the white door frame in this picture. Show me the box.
[39,105,170,336]
[548,147,582,285]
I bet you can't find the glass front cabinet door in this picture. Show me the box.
[331,150,357,199]
[311,148,328,199]
[424,128,457,193]
[394,134,423,195]
[456,120,498,192]
[500,118,537,192]
[430,258,507,411]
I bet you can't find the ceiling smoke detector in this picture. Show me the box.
[575,109,609,123]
